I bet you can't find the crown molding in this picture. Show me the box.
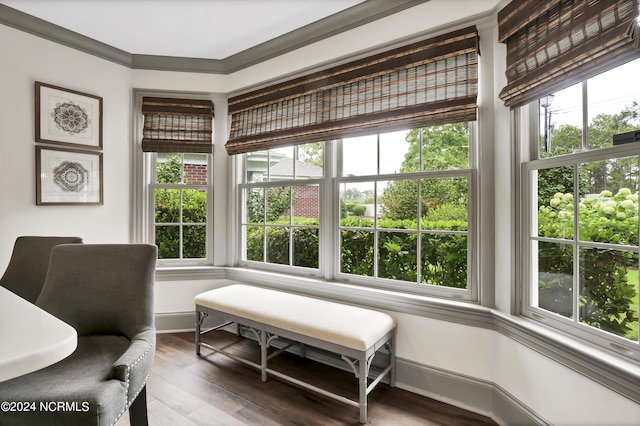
[0,0,429,74]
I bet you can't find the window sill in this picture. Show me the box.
[155,266,226,281]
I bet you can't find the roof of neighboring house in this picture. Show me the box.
[269,156,323,179]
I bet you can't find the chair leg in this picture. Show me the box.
[129,385,149,426]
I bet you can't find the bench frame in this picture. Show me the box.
[195,304,396,424]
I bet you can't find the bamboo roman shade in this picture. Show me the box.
[498,0,640,108]
[142,97,214,153]
[226,26,479,155]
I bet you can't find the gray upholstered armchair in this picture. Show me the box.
[0,244,157,426]
[0,236,83,303]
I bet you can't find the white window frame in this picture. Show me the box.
[236,123,479,302]
[519,90,640,362]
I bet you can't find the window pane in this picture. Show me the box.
[246,188,265,224]
[378,231,417,282]
[537,167,574,239]
[379,130,410,174]
[420,177,468,231]
[340,229,374,276]
[182,189,207,223]
[183,225,206,258]
[269,146,294,181]
[295,142,324,179]
[245,150,268,183]
[292,185,319,222]
[266,226,289,265]
[420,123,470,170]
[579,248,639,341]
[266,186,291,224]
[542,83,583,158]
[536,241,573,319]
[245,225,264,262]
[156,225,179,259]
[587,58,640,150]
[183,154,208,185]
[157,153,183,184]
[340,182,375,224]
[421,233,467,288]
[342,134,377,176]
[155,188,180,223]
[578,185,639,246]
[293,227,318,268]
[379,179,417,227]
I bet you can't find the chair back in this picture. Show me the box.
[36,244,157,340]
[0,236,83,303]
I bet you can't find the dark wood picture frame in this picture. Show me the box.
[35,81,103,150]
[36,146,103,205]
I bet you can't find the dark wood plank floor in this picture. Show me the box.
[117,331,497,426]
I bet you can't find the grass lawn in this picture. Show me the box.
[625,269,639,341]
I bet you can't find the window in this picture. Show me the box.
[240,143,323,270]
[239,122,477,300]
[231,26,479,300]
[136,95,214,267]
[151,153,211,263]
[522,59,640,361]
[338,124,475,296]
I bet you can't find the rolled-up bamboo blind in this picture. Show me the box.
[142,97,214,153]
[226,26,479,155]
[498,0,640,108]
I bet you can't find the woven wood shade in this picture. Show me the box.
[142,97,214,153]
[498,0,640,108]
[226,26,479,156]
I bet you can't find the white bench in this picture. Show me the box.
[195,284,396,424]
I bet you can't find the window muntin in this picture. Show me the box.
[241,143,323,270]
[524,58,640,360]
[151,153,210,264]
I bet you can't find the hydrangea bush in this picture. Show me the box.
[537,188,639,339]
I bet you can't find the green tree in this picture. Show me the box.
[380,123,469,219]
[297,142,323,167]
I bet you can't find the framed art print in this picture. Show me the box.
[35,81,102,149]
[36,146,103,205]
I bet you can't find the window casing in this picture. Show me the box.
[134,93,214,267]
[239,122,478,301]
[520,59,640,361]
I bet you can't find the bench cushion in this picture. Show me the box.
[195,284,395,351]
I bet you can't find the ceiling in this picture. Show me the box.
[0,0,505,72]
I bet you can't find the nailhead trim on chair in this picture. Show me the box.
[110,341,154,426]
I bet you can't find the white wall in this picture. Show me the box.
[0,25,132,254]
[1,3,639,424]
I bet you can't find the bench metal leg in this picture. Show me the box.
[359,353,367,424]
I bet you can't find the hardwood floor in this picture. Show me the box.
[117,331,497,426]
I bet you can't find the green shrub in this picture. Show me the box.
[537,189,639,338]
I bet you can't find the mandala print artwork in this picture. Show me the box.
[51,101,90,136]
[53,161,89,192]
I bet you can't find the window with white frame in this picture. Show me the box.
[522,58,640,361]
[238,121,477,299]
[138,96,214,266]
[240,143,323,269]
[337,124,475,295]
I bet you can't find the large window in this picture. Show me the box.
[136,94,214,267]
[239,122,477,300]
[522,59,640,361]
[338,124,474,296]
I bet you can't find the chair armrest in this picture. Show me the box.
[110,327,156,406]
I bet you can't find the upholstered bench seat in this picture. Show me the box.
[195,284,396,424]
